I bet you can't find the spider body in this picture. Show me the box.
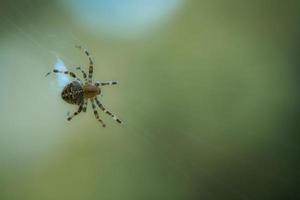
[61,81,84,105]
[47,46,122,127]
[61,81,101,105]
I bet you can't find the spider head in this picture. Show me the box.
[83,84,101,98]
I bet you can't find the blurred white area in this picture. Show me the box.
[54,57,70,89]
[62,0,184,38]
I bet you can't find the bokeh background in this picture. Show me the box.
[0,0,300,199]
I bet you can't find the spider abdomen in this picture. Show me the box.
[61,81,84,105]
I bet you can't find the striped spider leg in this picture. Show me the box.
[45,69,82,83]
[95,80,118,87]
[82,99,88,112]
[76,65,88,83]
[67,103,83,121]
[75,45,94,83]
[90,98,106,127]
[95,97,123,124]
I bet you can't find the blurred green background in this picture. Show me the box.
[0,0,300,199]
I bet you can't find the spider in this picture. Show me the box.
[46,45,122,127]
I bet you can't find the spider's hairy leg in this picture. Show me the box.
[95,80,118,87]
[67,104,83,121]
[75,45,94,83]
[76,66,88,82]
[90,99,106,127]
[82,99,88,112]
[95,97,123,124]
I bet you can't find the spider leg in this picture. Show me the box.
[95,80,118,87]
[47,69,82,82]
[76,66,88,82]
[91,99,106,127]
[95,97,123,124]
[75,45,94,83]
[82,99,88,112]
[67,104,83,121]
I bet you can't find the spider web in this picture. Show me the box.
[0,0,299,200]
